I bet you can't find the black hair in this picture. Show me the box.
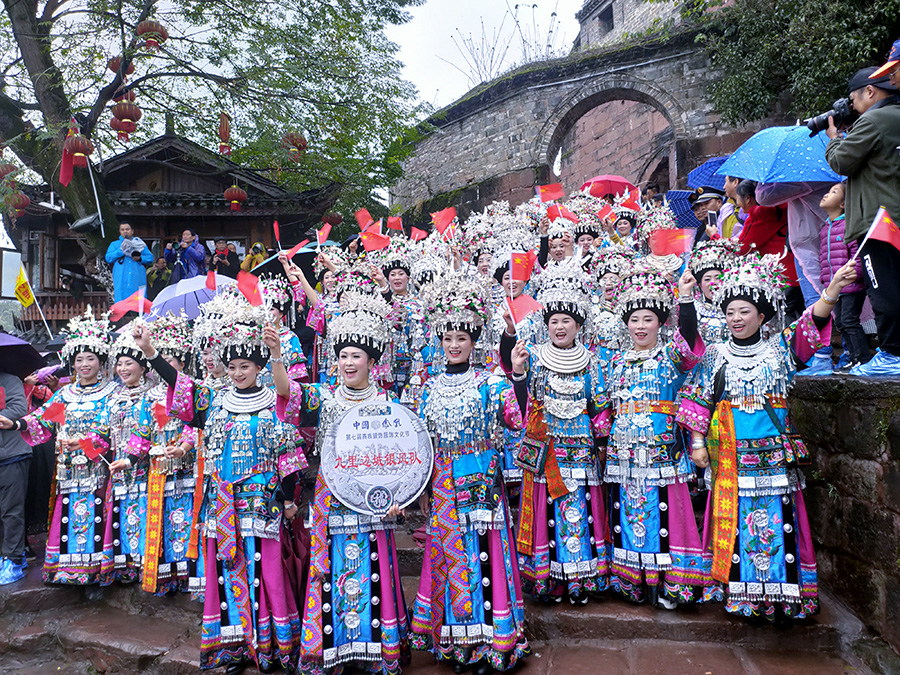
[646,182,660,193]
[736,180,758,201]
[439,325,483,343]
[650,194,665,205]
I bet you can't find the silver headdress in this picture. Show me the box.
[714,253,787,325]
[149,311,192,361]
[636,201,677,244]
[535,254,592,325]
[328,291,392,360]
[614,263,676,322]
[61,308,111,361]
[421,271,490,336]
[110,319,147,366]
[689,238,740,279]
[374,236,418,275]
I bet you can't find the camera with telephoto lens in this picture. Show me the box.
[804,98,858,136]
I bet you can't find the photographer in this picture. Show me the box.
[208,237,240,278]
[826,65,900,376]
[104,222,153,302]
[164,228,206,283]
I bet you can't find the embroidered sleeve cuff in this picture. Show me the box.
[21,413,51,446]
[277,449,308,480]
[676,400,712,434]
[591,407,612,438]
[166,372,198,423]
[276,380,306,425]
[669,329,705,373]
[792,306,832,363]
[500,388,524,431]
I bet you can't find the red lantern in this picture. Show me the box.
[281,132,307,161]
[110,117,127,142]
[111,101,142,142]
[63,134,94,168]
[322,212,343,226]
[10,192,29,217]
[0,163,16,181]
[113,87,136,103]
[224,185,247,211]
[136,19,169,51]
[107,56,135,77]
[218,112,231,156]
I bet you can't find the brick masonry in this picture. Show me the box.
[576,0,681,50]
[390,28,779,219]
[789,376,900,656]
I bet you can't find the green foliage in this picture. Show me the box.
[692,0,900,124]
[0,0,427,216]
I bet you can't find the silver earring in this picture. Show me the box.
[139,374,146,388]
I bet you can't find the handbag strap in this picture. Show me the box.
[762,396,788,435]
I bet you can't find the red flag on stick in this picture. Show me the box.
[855,207,900,258]
[546,204,580,224]
[79,437,105,462]
[317,222,332,245]
[597,203,614,222]
[286,239,309,259]
[410,227,427,242]
[621,188,642,212]
[431,207,457,236]
[649,229,693,256]
[536,183,564,202]
[509,295,543,325]
[355,208,375,230]
[43,400,66,424]
[273,220,281,246]
[236,271,263,306]
[153,402,170,429]
[510,250,538,282]
[206,270,217,291]
[109,289,153,321]
[361,230,391,252]
[363,219,383,235]
[387,216,403,231]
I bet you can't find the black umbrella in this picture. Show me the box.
[0,333,48,379]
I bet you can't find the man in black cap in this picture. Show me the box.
[826,66,900,376]
[690,186,725,243]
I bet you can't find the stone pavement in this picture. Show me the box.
[0,532,894,674]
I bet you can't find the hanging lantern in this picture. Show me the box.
[63,134,94,168]
[136,19,169,51]
[281,132,307,161]
[322,212,343,227]
[113,87,136,103]
[10,192,29,217]
[0,163,16,181]
[111,101,142,142]
[107,56,135,78]
[218,112,231,156]
[224,185,247,211]
[110,117,128,142]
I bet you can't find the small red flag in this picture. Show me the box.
[43,399,66,424]
[79,437,104,462]
[153,402,170,429]
[509,295,543,325]
[109,289,153,321]
[286,239,309,259]
[355,208,375,230]
[363,219,383,235]
[621,189,642,212]
[546,204,580,224]
[236,270,263,306]
[317,222,332,245]
[361,230,391,252]
[273,220,281,245]
[649,229,693,256]
[58,118,78,188]
[206,269,217,291]
[387,216,403,231]
[597,203,614,222]
[862,207,900,253]
[410,227,427,242]
[431,207,457,235]
[537,183,564,202]
[510,250,538,282]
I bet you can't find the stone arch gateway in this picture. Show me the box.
[390,28,773,221]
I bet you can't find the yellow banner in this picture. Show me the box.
[14,266,33,308]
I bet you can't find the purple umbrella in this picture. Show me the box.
[0,333,47,380]
[149,273,236,320]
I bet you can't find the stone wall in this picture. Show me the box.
[576,0,681,50]
[789,377,900,655]
[558,99,675,191]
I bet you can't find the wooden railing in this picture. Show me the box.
[20,292,111,327]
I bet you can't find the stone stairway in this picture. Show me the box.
[0,532,892,675]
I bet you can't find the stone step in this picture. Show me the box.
[0,564,83,615]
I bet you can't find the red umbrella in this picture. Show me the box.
[581,175,636,198]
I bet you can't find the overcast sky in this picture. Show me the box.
[386,1,585,110]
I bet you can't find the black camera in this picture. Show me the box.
[804,98,858,135]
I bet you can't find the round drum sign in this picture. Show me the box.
[320,401,434,517]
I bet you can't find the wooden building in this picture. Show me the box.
[11,130,337,329]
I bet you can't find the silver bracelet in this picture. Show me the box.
[821,290,838,305]
[510,370,527,382]
[691,439,706,450]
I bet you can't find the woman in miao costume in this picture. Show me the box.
[271,291,411,675]
[688,239,739,345]
[259,272,310,386]
[0,310,117,585]
[99,323,156,585]
[588,246,637,368]
[141,313,199,595]
[411,273,529,675]
[677,255,857,620]
[604,264,711,609]
[133,294,305,675]
[500,255,612,606]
